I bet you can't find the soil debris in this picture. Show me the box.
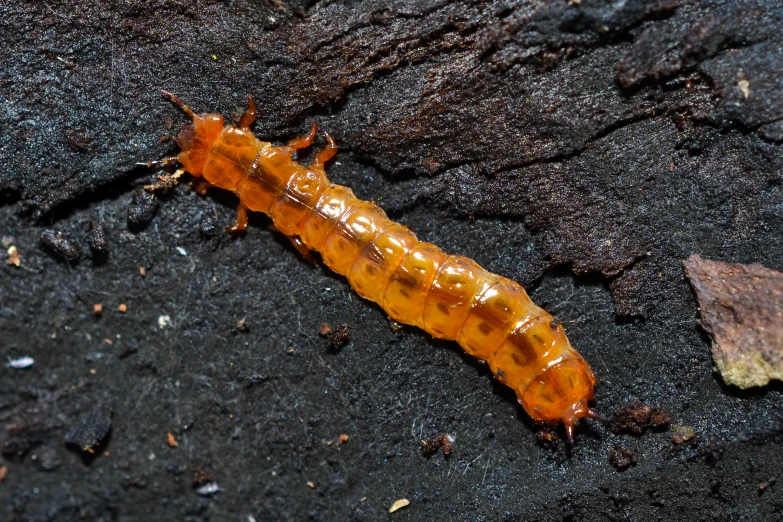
[421,434,456,456]
[672,425,696,445]
[64,402,113,454]
[127,188,158,226]
[609,446,638,471]
[612,401,671,435]
[319,323,352,349]
[86,221,109,259]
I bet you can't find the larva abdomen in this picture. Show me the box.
[155,93,600,440]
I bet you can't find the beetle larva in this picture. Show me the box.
[143,92,602,442]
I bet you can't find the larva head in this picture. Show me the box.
[518,358,600,442]
[175,113,225,175]
[160,91,225,176]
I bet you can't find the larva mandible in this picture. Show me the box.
[143,92,602,442]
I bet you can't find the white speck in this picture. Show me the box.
[738,77,751,99]
[269,16,276,22]
[7,356,34,369]
[248,517,257,522]
[158,315,172,329]
[176,246,188,256]
[196,482,221,496]
[148,452,156,461]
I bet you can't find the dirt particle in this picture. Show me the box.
[0,465,6,482]
[86,221,109,259]
[672,425,695,445]
[167,432,178,447]
[328,324,352,349]
[318,322,332,336]
[118,304,127,313]
[421,433,455,456]
[612,400,671,435]
[338,434,349,445]
[307,481,315,488]
[65,402,113,454]
[536,426,559,447]
[93,303,103,316]
[234,319,249,332]
[40,229,80,261]
[192,467,211,487]
[609,446,638,471]
[127,188,158,226]
[139,266,146,277]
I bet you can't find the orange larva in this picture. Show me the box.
[143,92,602,442]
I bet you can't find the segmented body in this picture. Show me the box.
[159,95,598,435]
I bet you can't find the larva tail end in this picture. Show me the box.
[561,401,594,445]
[586,408,608,423]
[161,90,195,119]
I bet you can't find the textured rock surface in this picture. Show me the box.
[685,254,783,388]
[2,1,783,520]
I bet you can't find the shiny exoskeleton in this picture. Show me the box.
[147,92,601,441]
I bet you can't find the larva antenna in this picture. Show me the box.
[161,90,195,118]
[136,156,179,168]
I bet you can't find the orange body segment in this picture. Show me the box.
[161,95,599,436]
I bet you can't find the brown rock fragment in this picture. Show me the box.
[683,254,783,388]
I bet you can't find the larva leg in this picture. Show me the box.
[285,234,317,265]
[269,223,317,264]
[281,122,317,153]
[238,95,257,130]
[311,133,338,170]
[226,202,249,233]
[190,176,213,196]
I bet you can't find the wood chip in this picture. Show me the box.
[167,432,178,447]
[118,303,127,313]
[93,303,103,315]
[389,498,410,513]
[0,465,7,482]
[338,434,349,445]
